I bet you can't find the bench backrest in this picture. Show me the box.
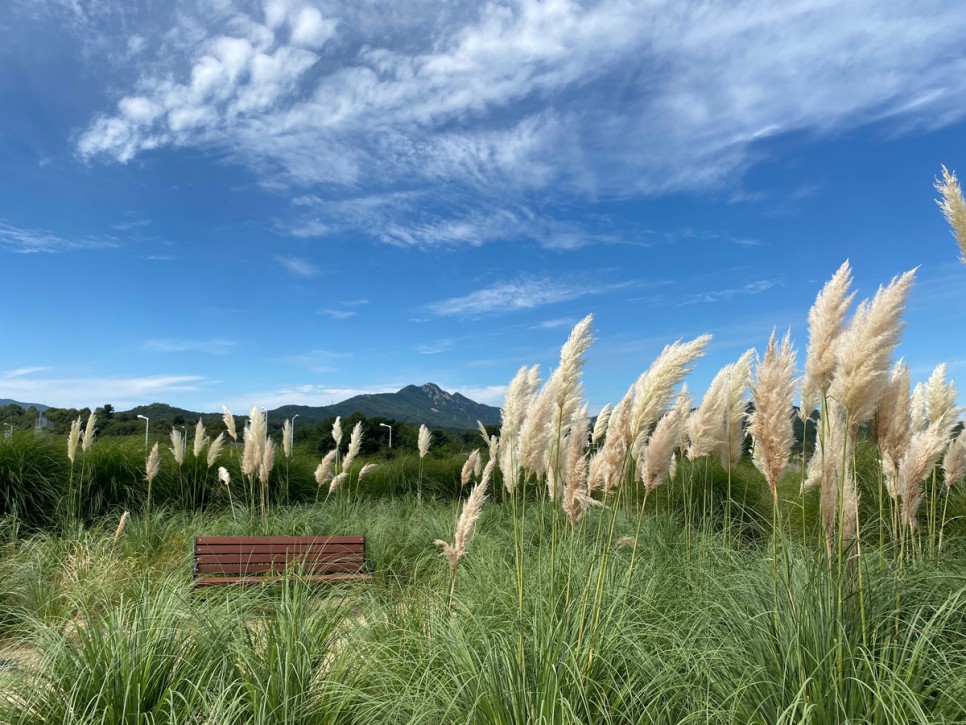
[193,535,368,579]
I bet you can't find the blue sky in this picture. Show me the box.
[1,0,965,414]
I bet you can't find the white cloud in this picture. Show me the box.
[143,338,237,354]
[215,383,397,411]
[0,221,116,253]
[318,308,355,319]
[274,255,319,277]
[679,279,778,305]
[3,366,50,377]
[427,276,625,317]
[0,373,207,410]
[446,384,506,407]
[417,339,454,354]
[67,1,966,246]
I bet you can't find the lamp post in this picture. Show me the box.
[3,423,12,439]
[292,413,299,438]
[379,422,392,448]
[137,414,149,450]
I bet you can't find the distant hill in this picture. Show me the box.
[270,383,501,429]
[127,403,213,422]
[0,399,48,411]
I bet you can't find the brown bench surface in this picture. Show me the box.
[193,535,372,587]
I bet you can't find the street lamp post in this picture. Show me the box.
[379,422,392,448]
[292,413,299,438]
[137,415,150,450]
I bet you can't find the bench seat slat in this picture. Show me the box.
[196,561,366,575]
[196,536,363,545]
[194,573,372,587]
[195,544,364,556]
[195,552,365,566]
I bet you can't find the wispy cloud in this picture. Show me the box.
[530,317,577,330]
[216,383,398,411]
[3,366,50,378]
[69,1,966,248]
[1,373,208,410]
[417,339,454,354]
[0,221,116,254]
[275,255,320,278]
[318,308,355,320]
[428,276,627,317]
[143,338,237,355]
[679,280,778,306]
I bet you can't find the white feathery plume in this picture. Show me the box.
[67,416,82,464]
[638,407,682,495]
[259,437,275,486]
[477,420,490,447]
[923,363,960,439]
[899,426,947,531]
[314,449,337,488]
[803,260,855,404]
[461,449,480,488]
[935,165,966,267]
[591,403,613,444]
[81,411,98,453]
[418,424,431,458]
[910,382,928,434]
[747,330,797,500]
[342,421,363,471]
[687,363,733,461]
[358,463,378,482]
[193,417,208,458]
[332,417,343,448]
[435,471,489,576]
[207,433,226,468]
[170,427,186,466]
[487,434,498,461]
[517,378,557,477]
[828,269,916,432]
[589,390,633,497]
[630,335,711,442]
[282,418,294,459]
[222,405,237,442]
[145,442,160,484]
[218,466,231,486]
[328,471,348,495]
[943,427,966,489]
[562,407,602,526]
[718,349,755,470]
[242,406,266,478]
[875,360,911,496]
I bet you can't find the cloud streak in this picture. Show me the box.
[427,276,626,317]
[68,0,966,249]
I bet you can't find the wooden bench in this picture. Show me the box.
[193,535,373,587]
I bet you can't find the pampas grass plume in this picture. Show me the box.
[935,165,966,266]
[435,471,489,575]
[67,416,81,463]
[113,511,129,545]
[418,424,431,458]
[943,427,966,488]
[803,260,854,401]
[747,330,797,500]
[222,405,237,441]
[461,449,480,487]
[631,334,711,441]
[207,433,226,468]
[592,403,612,444]
[342,421,362,470]
[193,417,207,458]
[332,417,343,448]
[899,427,947,531]
[358,463,378,482]
[328,471,348,496]
[169,427,186,466]
[315,449,337,487]
[145,442,160,484]
[218,466,231,486]
[282,418,294,459]
[829,269,915,430]
[81,411,97,453]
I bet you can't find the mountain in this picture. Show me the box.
[270,383,501,429]
[0,399,48,411]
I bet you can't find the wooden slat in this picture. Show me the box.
[195,543,364,556]
[194,573,372,587]
[196,536,363,545]
[196,552,364,565]
[196,561,365,575]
